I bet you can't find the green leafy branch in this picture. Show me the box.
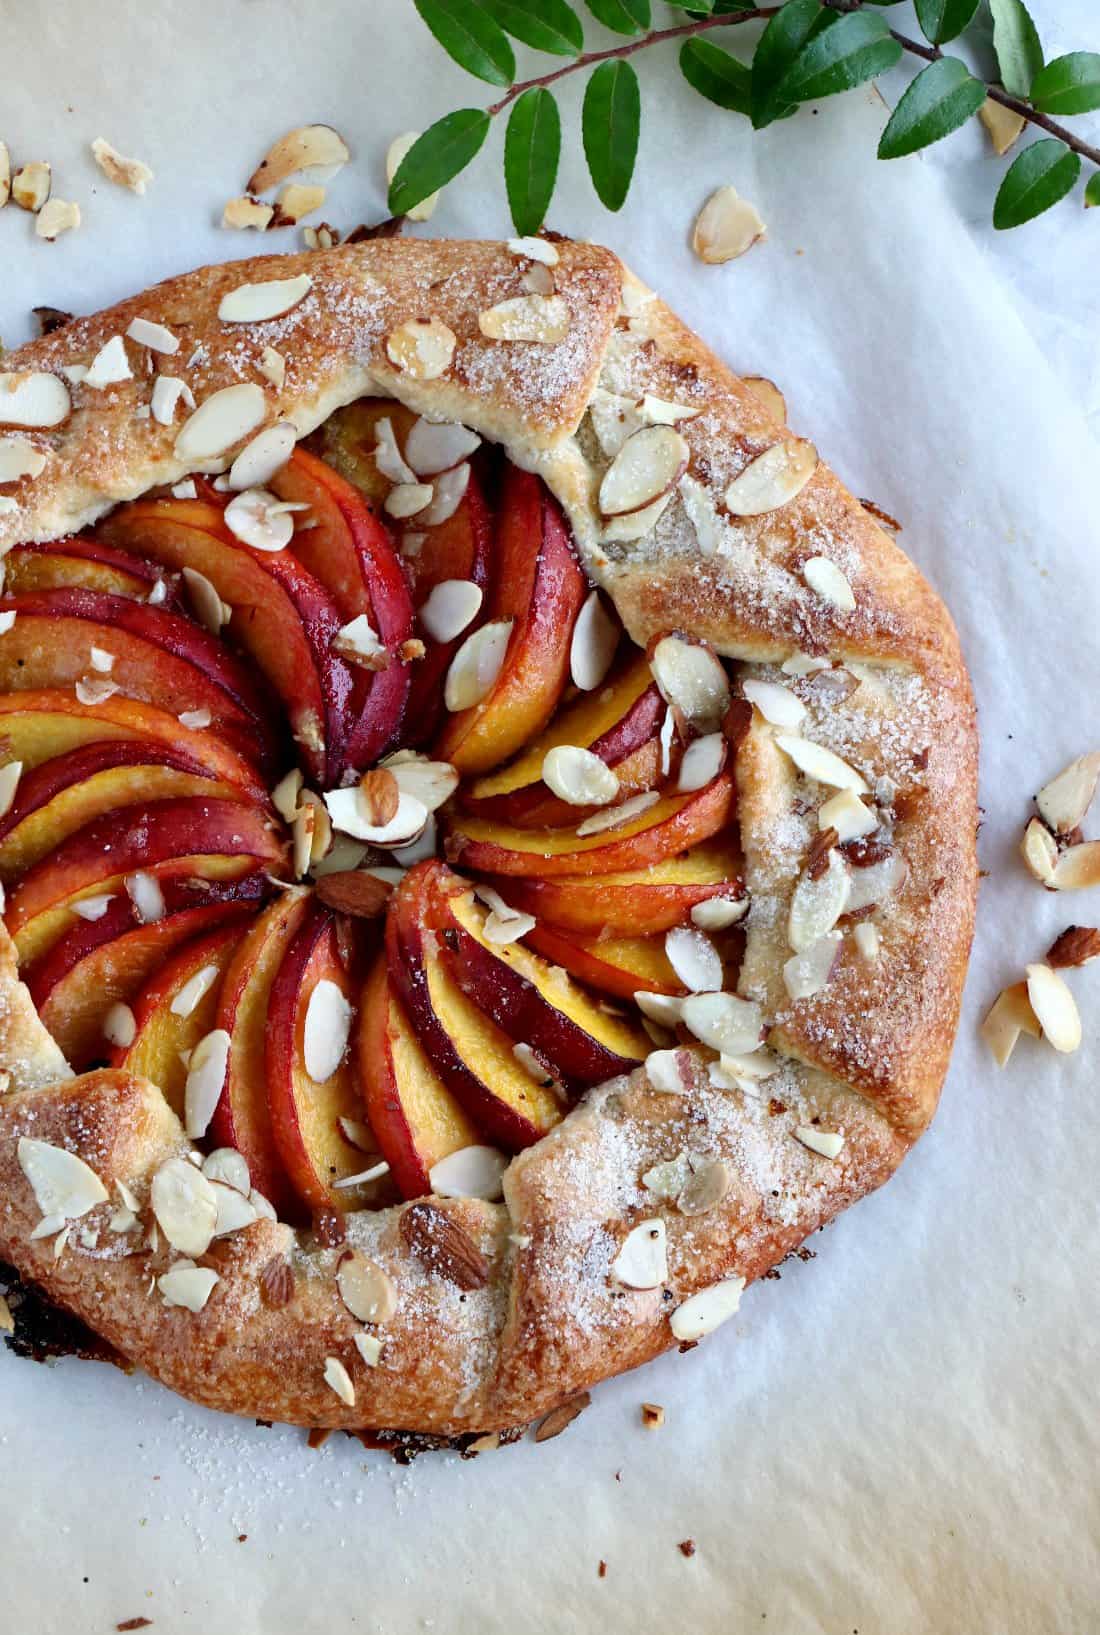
[388,1,1100,234]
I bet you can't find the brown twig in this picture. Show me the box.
[481,2,1100,171]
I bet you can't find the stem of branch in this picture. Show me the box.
[483,2,1100,171]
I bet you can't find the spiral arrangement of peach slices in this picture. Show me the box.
[0,400,751,1219]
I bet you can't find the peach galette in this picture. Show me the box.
[0,239,977,1443]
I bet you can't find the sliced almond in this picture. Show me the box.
[386,317,456,381]
[635,992,684,1030]
[224,487,300,551]
[665,926,722,992]
[853,920,881,961]
[794,1126,844,1159]
[323,1356,356,1408]
[184,1028,231,1138]
[73,893,113,922]
[218,274,312,325]
[1025,963,1081,1053]
[418,579,483,645]
[0,437,47,483]
[0,371,71,429]
[91,138,153,194]
[692,185,766,264]
[1036,753,1100,836]
[303,979,353,1083]
[775,734,868,794]
[445,619,512,712]
[599,426,689,518]
[1021,816,1059,885]
[569,590,619,692]
[126,870,165,923]
[38,200,80,241]
[123,319,178,359]
[12,161,51,212]
[743,376,787,424]
[373,416,416,484]
[507,236,559,266]
[789,851,851,952]
[819,788,876,843]
[248,125,350,194]
[611,1218,668,1289]
[681,991,762,1055]
[222,195,274,231]
[0,143,9,209]
[355,1332,383,1368]
[17,1136,109,1220]
[421,462,471,526]
[324,784,427,848]
[159,1263,220,1313]
[258,346,286,388]
[228,421,296,490]
[332,613,387,669]
[980,980,1041,1067]
[678,1156,730,1217]
[783,931,842,1000]
[0,759,22,818]
[724,440,818,517]
[803,556,855,613]
[102,1000,136,1048]
[659,707,676,777]
[404,418,481,477]
[386,131,440,221]
[844,850,907,912]
[669,1276,746,1341]
[677,732,726,793]
[741,678,806,729]
[170,964,220,1019]
[384,754,459,814]
[151,1156,219,1256]
[690,895,748,931]
[576,789,659,838]
[211,1181,258,1237]
[384,481,434,519]
[275,183,325,223]
[202,1148,251,1194]
[175,383,267,461]
[83,336,132,391]
[151,375,196,427]
[478,294,570,343]
[542,744,619,807]
[979,98,1026,157]
[337,1253,398,1324]
[651,637,730,732]
[429,1145,508,1201]
[1053,842,1100,891]
[182,566,229,634]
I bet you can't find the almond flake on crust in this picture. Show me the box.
[611,1218,668,1289]
[802,556,855,613]
[742,678,806,728]
[478,295,570,344]
[218,274,313,324]
[337,1253,398,1323]
[175,382,267,460]
[650,637,730,731]
[0,371,71,429]
[354,1332,383,1368]
[794,1126,844,1159]
[258,345,287,388]
[91,139,153,194]
[789,850,850,952]
[429,1145,508,1201]
[681,992,762,1055]
[159,1263,219,1312]
[819,788,876,842]
[17,1137,109,1221]
[644,1047,691,1093]
[783,931,843,1000]
[692,186,766,264]
[202,1149,251,1193]
[84,336,133,391]
[507,236,559,266]
[323,1356,357,1408]
[0,436,47,481]
[724,440,818,517]
[151,376,196,427]
[775,733,868,794]
[853,920,881,961]
[151,1157,219,1256]
[386,317,457,381]
[743,376,787,424]
[669,1276,745,1341]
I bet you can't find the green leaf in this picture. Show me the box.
[411,0,515,87]
[913,0,979,46]
[679,37,752,116]
[1030,53,1100,117]
[988,0,1043,100]
[751,0,824,129]
[582,59,641,210]
[388,109,492,215]
[993,138,1081,229]
[480,0,584,57]
[504,88,562,236]
[774,11,903,105]
[878,57,986,159]
[1086,172,1100,209]
[584,0,649,36]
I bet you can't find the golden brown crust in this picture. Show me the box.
[0,238,978,1435]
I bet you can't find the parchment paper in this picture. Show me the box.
[1,3,1097,1631]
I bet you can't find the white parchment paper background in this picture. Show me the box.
[1,3,1097,1631]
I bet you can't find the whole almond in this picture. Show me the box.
[399,1201,489,1290]
[358,768,400,827]
[314,870,394,919]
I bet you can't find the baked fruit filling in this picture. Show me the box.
[0,400,751,1224]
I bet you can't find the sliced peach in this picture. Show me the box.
[446,771,736,879]
[386,862,563,1149]
[488,841,744,935]
[462,652,663,827]
[210,891,313,1217]
[442,884,648,1083]
[523,924,683,1000]
[4,538,168,600]
[114,921,246,1119]
[435,468,585,775]
[356,952,478,1201]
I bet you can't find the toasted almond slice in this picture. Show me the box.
[175,382,266,460]
[678,1157,731,1217]
[1053,842,1100,891]
[634,991,684,1028]
[665,926,722,993]
[73,893,113,922]
[775,734,868,794]
[248,125,350,194]
[386,131,440,221]
[542,744,619,807]
[507,235,559,266]
[690,895,748,931]
[102,1000,136,1048]
[150,376,195,427]
[332,612,386,668]
[599,426,689,519]
[385,754,459,814]
[323,1356,356,1408]
[159,1264,219,1313]
[0,371,71,429]
[979,98,1026,157]
[355,1332,383,1368]
[258,346,286,389]
[681,991,762,1055]
[12,161,51,212]
[570,590,619,692]
[1025,962,1081,1053]
[0,437,47,483]
[1036,753,1100,836]
[202,1148,251,1194]
[224,487,298,551]
[788,851,850,952]
[429,1145,508,1201]
[211,1180,258,1237]
[0,759,21,818]
[392,812,438,867]
[37,197,80,241]
[83,336,132,390]
[404,417,481,477]
[91,137,153,193]
[324,784,428,848]
[479,294,570,343]
[276,183,325,223]
[642,1154,692,1201]
[724,440,817,517]
[336,1253,398,1326]
[182,566,229,634]
[589,388,646,458]
[644,1047,692,1094]
[677,733,726,793]
[229,421,296,490]
[794,1126,844,1159]
[421,462,471,527]
[819,788,876,843]
[223,195,274,231]
[783,931,842,1000]
[659,707,676,777]
[611,1219,668,1289]
[743,376,787,424]
[980,980,1040,1067]
[151,1156,218,1256]
[844,851,907,912]
[373,416,416,484]
[384,481,434,519]
[803,556,855,613]
[184,1028,231,1138]
[1021,816,1058,885]
[303,979,353,1083]
[75,676,119,706]
[386,317,456,381]
[218,274,313,324]
[170,963,221,1020]
[125,871,165,923]
[853,920,881,961]
[670,1275,745,1340]
[693,185,765,264]
[741,678,806,728]
[651,636,730,731]
[599,491,674,543]
[576,789,660,838]
[445,619,512,712]
[418,579,483,645]
[17,1137,109,1228]
[125,317,178,355]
